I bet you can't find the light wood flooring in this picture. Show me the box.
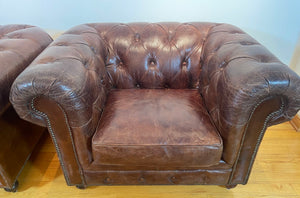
[1,122,300,198]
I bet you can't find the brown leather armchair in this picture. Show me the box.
[10,23,300,189]
[0,24,52,192]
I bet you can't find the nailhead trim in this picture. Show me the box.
[30,97,70,185]
[228,96,285,185]
[245,101,285,182]
[58,103,86,185]
[31,97,87,186]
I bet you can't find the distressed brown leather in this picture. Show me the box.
[200,24,300,165]
[92,89,222,167]
[0,24,52,190]
[0,25,52,115]
[10,23,300,188]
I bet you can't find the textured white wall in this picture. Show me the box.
[0,0,299,64]
[290,36,300,74]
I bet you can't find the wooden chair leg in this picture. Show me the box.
[225,184,237,189]
[4,180,19,193]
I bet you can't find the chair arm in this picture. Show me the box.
[10,24,108,132]
[0,25,52,114]
[200,24,300,166]
[10,25,108,185]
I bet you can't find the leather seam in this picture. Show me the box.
[200,23,219,61]
[93,144,222,147]
[56,102,87,185]
[0,166,8,187]
[227,96,284,185]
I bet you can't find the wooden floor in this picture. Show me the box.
[1,122,300,197]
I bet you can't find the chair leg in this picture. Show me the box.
[4,180,19,193]
[225,184,237,189]
[76,184,86,189]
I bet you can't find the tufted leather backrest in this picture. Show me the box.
[0,24,52,114]
[65,23,215,89]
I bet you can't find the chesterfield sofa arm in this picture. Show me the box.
[9,22,300,188]
[10,25,108,185]
[200,24,300,184]
[10,24,108,129]
[0,24,52,192]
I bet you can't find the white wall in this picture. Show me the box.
[0,0,299,64]
[290,36,300,74]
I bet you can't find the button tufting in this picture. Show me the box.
[83,60,89,68]
[169,176,177,184]
[139,177,145,182]
[148,58,157,66]
[100,78,105,85]
[134,33,140,42]
[117,61,125,68]
[182,61,187,67]
[90,46,96,53]
[218,61,227,68]
[104,177,111,183]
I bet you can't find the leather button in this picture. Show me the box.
[139,177,145,182]
[100,79,105,85]
[169,176,176,184]
[118,61,124,67]
[104,177,111,184]
[83,60,89,68]
[182,61,187,66]
[148,58,157,67]
[90,46,96,53]
[219,61,227,68]
[134,33,140,42]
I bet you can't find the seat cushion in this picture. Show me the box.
[92,89,223,167]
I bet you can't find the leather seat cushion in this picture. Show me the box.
[92,89,223,167]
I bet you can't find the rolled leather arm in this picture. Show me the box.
[0,24,52,114]
[200,24,300,164]
[10,24,108,133]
